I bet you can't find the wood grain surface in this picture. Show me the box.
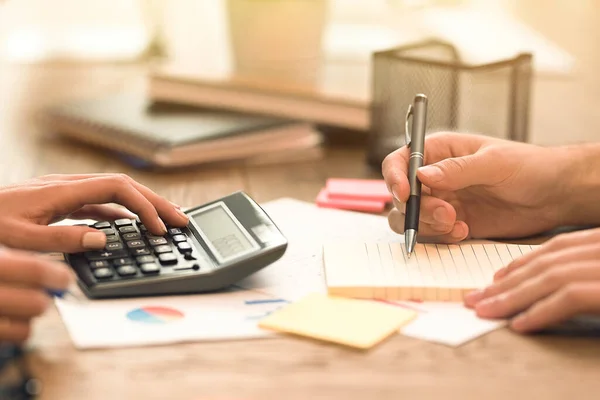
[1,60,599,400]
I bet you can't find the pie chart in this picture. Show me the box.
[126,306,185,324]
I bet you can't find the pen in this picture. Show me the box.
[404,94,428,258]
[47,288,82,301]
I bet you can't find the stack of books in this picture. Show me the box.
[44,58,371,170]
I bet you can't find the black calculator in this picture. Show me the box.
[64,191,287,299]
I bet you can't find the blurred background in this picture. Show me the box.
[0,0,598,148]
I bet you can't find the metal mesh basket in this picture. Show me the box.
[367,39,533,167]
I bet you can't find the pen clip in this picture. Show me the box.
[405,103,413,147]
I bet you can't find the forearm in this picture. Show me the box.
[556,143,600,227]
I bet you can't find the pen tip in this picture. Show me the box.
[407,252,412,259]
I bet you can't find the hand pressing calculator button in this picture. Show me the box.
[64,191,288,299]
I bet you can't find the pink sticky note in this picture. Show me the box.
[316,188,386,213]
[325,178,393,203]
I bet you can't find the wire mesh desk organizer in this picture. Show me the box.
[367,40,533,167]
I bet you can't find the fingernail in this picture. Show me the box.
[452,223,467,238]
[157,217,167,234]
[494,267,507,280]
[390,184,401,201]
[464,289,484,306]
[69,268,77,283]
[82,232,106,249]
[511,313,528,331]
[45,262,76,288]
[418,166,443,182]
[176,208,189,221]
[170,201,182,209]
[476,295,502,313]
[433,207,451,224]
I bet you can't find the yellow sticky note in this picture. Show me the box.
[258,293,416,349]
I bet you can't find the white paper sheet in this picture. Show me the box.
[53,198,396,349]
[52,198,506,349]
[239,198,399,300]
[397,301,507,347]
[55,287,286,349]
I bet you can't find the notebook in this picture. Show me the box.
[323,241,540,301]
[148,61,370,131]
[43,93,323,168]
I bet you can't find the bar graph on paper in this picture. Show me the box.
[323,241,539,302]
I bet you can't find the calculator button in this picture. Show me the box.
[132,247,151,256]
[114,219,133,227]
[177,242,192,253]
[122,232,141,241]
[89,260,110,269]
[154,245,172,254]
[94,221,111,229]
[140,263,160,274]
[158,253,178,265]
[100,228,116,236]
[175,263,200,271]
[168,228,182,235]
[106,242,124,251]
[126,240,146,249]
[93,268,113,279]
[171,235,187,243]
[85,250,128,260]
[149,237,168,246]
[113,257,134,266]
[137,224,147,232]
[119,226,137,234]
[105,234,120,243]
[117,265,137,277]
[184,253,197,261]
[136,255,155,264]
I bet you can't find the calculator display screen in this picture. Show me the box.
[192,203,258,263]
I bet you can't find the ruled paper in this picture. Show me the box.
[323,241,539,301]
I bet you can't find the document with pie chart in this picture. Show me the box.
[55,287,287,349]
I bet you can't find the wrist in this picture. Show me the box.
[554,143,600,227]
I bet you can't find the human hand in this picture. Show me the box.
[0,248,73,343]
[0,174,188,253]
[382,132,567,243]
[464,229,600,333]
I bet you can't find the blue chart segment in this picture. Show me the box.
[244,299,288,320]
[126,306,185,324]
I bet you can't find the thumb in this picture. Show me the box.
[417,153,492,191]
[8,223,107,253]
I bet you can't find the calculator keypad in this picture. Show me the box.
[75,219,208,282]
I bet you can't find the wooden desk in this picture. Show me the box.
[1,63,599,400]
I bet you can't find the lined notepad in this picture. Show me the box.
[323,241,539,301]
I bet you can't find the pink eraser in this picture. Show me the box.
[325,178,393,203]
[315,188,386,213]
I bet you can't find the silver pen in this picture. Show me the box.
[404,94,428,258]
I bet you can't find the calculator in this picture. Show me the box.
[64,191,287,299]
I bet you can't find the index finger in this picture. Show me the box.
[46,176,173,235]
[382,146,410,202]
[39,173,188,228]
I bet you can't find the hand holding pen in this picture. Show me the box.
[403,94,428,257]
[0,248,73,343]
